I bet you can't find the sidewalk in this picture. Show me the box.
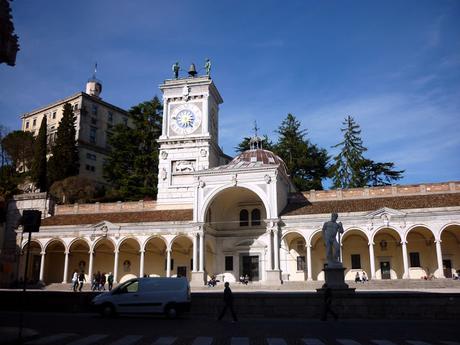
[0,327,39,345]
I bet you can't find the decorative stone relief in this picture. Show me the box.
[160,168,167,180]
[264,174,271,184]
[161,151,168,160]
[200,148,207,157]
[231,174,238,186]
[174,160,195,173]
[198,180,206,188]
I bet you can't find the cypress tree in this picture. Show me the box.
[48,103,79,186]
[31,116,48,191]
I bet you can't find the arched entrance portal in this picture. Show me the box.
[373,228,403,279]
[144,237,167,277]
[204,186,268,283]
[44,240,65,284]
[440,224,460,278]
[20,240,42,284]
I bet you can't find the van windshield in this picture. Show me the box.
[114,279,139,294]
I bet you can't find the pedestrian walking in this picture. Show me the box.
[217,282,238,322]
[71,270,78,292]
[101,272,107,291]
[78,271,86,292]
[108,272,114,291]
[320,287,338,321]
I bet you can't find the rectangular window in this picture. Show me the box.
[296,256,306,271]
[86,153,97,161]
[351,254,361,269]
[123,117,128,126]
[74,103,79,110]
[85,164,95,172]
[410,252,421,267]
[33,119,37,127]
[108,111,113,122]
[90,127,97,144]
[91,117,97,125]
[92,104,98,116]
[52,112,56,119]
[225,256,233,271]
[25,122,29,129]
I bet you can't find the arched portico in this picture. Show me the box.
[19,240,42,284]
[43,239,66,284]
[170,235,193,279]
[68,238,90,282]
[200,186,277,283]
[440,224,460,278]
[405,226,437,279]
[91,238,115,283]
[117,237,141,283]
[281,232,307,281]
[341,229,370,281]
[310,231,326,281]
[372,228,404,279]
[144,236,167,278]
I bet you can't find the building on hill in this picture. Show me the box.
[5,71,460,288]
[20,72,131,186]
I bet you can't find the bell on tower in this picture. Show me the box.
[86,63,102,98]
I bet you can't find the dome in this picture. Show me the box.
[230,149,289,175]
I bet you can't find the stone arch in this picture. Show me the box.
[372,227,403,279]
[116,236,142,253]
[21,238,43,252]
[19,239,42,284]
[68,238,90,282]
[43,239,66,284]
[439,223,460,278]
[142,235,168,252]
[43,238,66,252]
[310,230,326,281]
[117,237,141,283]
[341,228,370,281]
[404,225,437,279]
[170,235,193,280]
[282,231,307,281]
[92,237,115,283]
[91,236,116,253]
[199,183,271,223]
[144,236,168,278]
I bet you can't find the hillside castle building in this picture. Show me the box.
[2,73,460,287]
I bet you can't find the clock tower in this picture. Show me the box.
[157,75,227,204]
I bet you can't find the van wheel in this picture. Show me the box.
[100,303,115,318]
[165,304,177,319]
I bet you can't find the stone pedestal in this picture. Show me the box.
[265,270,282,285]
[321,265,353,290]
[190,271,206,287]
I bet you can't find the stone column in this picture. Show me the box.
[199,232,204,272]
[266,228,273,270]
[401,241,409,279]
[113,250,119,283]
[306,244,313,281]
[435,240,445,278]
[368,242,376,279]
[192,232,198,272]
[273,228,280,271]
[39,251,46,282]
[62,250,69,283]
[88,250,94,280]
[139,250,145,278]
[166,249,172,277]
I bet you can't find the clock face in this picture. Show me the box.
[170,103,201,135]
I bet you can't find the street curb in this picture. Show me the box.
[0,327,39,345]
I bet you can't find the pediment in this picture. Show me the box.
[365,207,406,219]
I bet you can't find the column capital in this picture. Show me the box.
[401,241,408,245]
[166,248,172,253]
[265,218,280,229]
[88,250,94,255]
[114,250,119,254]
[435,239,442,244]
[266,228,273,235]
[305,244,312,249]
[64,250,70,255]
[368,242,375,246]
[40,251,46,256]
[139,249,145,254]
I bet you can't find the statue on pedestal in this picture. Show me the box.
[172,62,180,79]
[322,212,344,266]
[204,58,211,76]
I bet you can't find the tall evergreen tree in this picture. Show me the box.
[31,116,48,191]
[273,114,329,191]
[331,116,404,188]
[48,103,79,186]
[104,97,163,200]
[330,115,367,188]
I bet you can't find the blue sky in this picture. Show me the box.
[1,0,459,187]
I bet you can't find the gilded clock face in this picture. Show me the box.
[170,103,201,135]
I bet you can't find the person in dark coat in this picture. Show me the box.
[218,282,237,322]
[321,287,338,321]
[78,271,86,292]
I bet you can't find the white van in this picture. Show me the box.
[91,277,191,318]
